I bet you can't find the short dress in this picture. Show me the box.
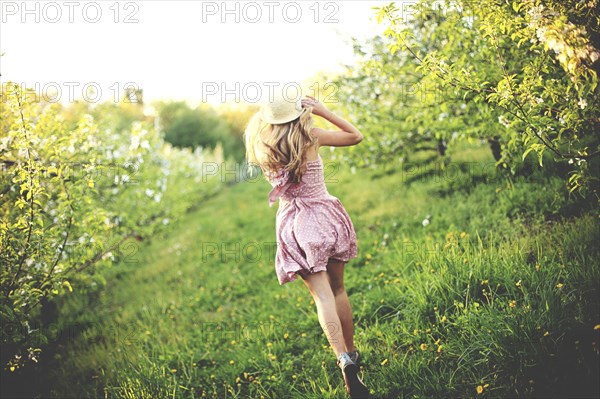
[264,154,359,285]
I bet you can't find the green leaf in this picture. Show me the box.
[522,147,535,161]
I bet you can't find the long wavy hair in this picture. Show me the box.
[244,107,318,184]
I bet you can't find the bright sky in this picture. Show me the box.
[1,1,389,108]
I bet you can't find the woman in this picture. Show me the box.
[244,92,369,398]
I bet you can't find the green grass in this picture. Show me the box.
[8,143,599,398]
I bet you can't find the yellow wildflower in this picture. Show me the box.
[476,385,484,394]
[420,343,427,351]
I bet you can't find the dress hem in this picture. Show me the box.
[277,250,358,286]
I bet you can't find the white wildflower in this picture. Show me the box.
[422,215,431,227]
[129,135,140,151]
[0,136,11,151]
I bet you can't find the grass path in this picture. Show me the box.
[19,145,600,398]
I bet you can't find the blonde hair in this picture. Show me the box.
[244,107,318,184]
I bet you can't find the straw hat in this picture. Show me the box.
[260,93,304,124]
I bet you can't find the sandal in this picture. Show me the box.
[337,352,369,399]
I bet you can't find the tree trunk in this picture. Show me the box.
[437,140,447,156]
[488,137,502,162]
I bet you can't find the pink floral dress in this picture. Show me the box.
[264,154,359,285]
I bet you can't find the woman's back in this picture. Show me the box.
[265,152,329,208]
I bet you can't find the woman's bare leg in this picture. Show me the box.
[326,259,356,353]
[300,270,346,356]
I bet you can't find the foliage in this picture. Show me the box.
[0,82,225,373]
[330,0,599,195]
[154,100,247,162]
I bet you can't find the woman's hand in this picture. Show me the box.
[301,95,330,118]
[301,95,364,146]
